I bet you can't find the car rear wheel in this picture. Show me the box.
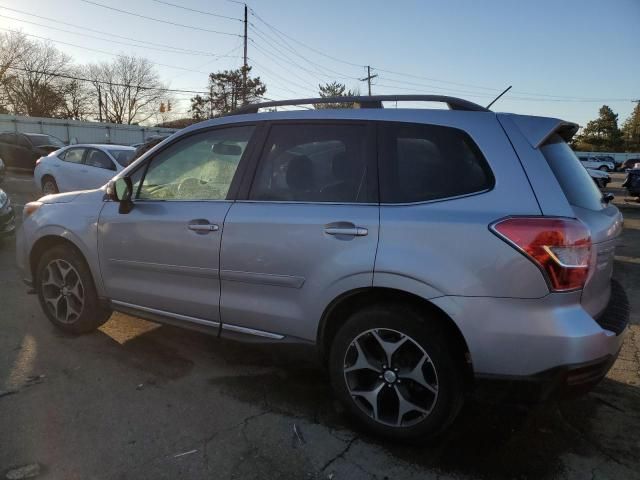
[599,165,610,172]
[329,304,464,440]
[36,245,111,334]
[41,176,59,195]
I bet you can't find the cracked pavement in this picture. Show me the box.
[1,172,639,479]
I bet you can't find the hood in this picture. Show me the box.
[39,191,82,204]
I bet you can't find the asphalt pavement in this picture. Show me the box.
[1,171,639,480]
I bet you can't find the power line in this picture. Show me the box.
[247,57,316,97]
[6,66,210,95]
[0,6,229,57]
[248,7,364,68]
[0,14,240,58]
[149,0,242,22]
[0,28,214,75]
[78,0,242,37]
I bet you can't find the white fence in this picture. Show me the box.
[0,114,179,146]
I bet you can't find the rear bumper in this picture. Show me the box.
[431,281,629,379]
[453,280,630,401]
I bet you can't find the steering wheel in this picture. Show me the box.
[176,177,203,197]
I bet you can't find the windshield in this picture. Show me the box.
[26,134,65,147]
[108,149,136,167]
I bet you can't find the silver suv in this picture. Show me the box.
[16,96,629,439]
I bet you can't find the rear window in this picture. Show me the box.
[108,149,135,167]
[541,134,603,211]
[379,122,494,203]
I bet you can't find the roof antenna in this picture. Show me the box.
[486,85,512,109]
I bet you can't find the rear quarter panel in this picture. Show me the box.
[375,112,548,298]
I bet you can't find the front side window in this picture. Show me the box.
[249,123,369,203]
[137,125,254,201]
[85,149,115,170]
[62,148,86,164]
[379,122,494,203]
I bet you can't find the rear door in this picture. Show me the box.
[540,135,623,316]
[219,121,379,341]
[83,148,118,189]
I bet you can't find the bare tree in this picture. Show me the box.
[2,39,73,117]
[87,56,165,124]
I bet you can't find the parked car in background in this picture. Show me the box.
[34,144,135,194]
[0,187,15,239]
[17,95,628,440]
[587,168,611,188]
[0,132,66,170]
[578,155,615,172]
[0,157,5,184]
[623,167,640,197]
[619,158,640,172]
[131,134,171,163]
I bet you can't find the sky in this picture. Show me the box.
[0,0,638,126]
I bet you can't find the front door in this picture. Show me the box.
[220,122,379,341]
[98,124,256,324]
[83,148,118,189]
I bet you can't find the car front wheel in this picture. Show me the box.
[599,165,610,172]
[36,245,111,334]
[329,304,464,440]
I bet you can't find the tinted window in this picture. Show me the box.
[108,149,135,167]
[62,148,85,164]
[379,122,493,203]
[85,149,115,170]
[541,134,603,211]
[250,124,369,203]
[137,125,254,201]
[16,135,31,148]
[0,133,14,144]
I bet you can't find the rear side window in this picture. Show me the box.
[379,122,493,203]
[250,123,370,203]
[541,134,603,211]
[62,148,85,164]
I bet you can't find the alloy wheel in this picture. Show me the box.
[41,259,85,323]
[343,328,439,427]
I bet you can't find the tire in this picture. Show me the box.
[598,165,610,172]
[41,176,59,195]
[329,304,464,440]
[36,244,111,334]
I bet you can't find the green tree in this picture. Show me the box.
[190,66,266,119]
[573,105,624,152]
[316,81,358,109]
[622,103,640,152]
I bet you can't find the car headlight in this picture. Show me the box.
[23,201,43,219]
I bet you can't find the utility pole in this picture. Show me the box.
[359,66,378,96]
[242,3,248,105]
[97,84,103,122]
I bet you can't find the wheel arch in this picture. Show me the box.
[29,233,103,297]
[317,287,473,381]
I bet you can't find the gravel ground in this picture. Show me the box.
[1,171,638,480]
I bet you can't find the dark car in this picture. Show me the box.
[620,158,640,172]
[0,187,15,239]
[0,132,66,170]
[130,134,171,163]
[623,167,640,197]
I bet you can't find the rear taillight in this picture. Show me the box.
[491,217,591,292]
[35,157,42,166]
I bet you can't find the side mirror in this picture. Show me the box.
[109,176,134,214]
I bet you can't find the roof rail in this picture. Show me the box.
[229,95,490,115]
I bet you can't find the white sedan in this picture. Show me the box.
[34,144,135,194]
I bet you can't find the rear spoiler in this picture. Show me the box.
[497,113,579,149]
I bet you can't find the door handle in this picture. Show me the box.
[188,223,219,232]
[324,225,368,236]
